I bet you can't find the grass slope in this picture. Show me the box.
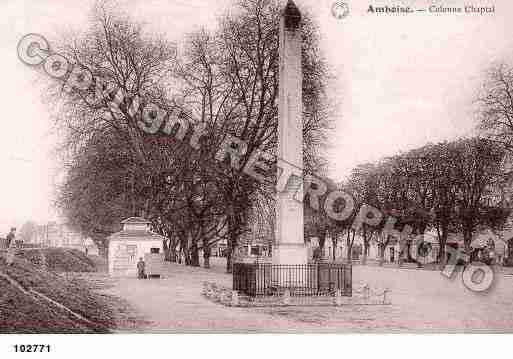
[16,248,96,272]
[0,254,114,333]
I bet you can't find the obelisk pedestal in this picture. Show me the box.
[273,0,308,267]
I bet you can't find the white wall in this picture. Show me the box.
[108,239,163,276]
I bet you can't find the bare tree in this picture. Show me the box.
[478,64,513,153]
[174,0,332,271]
[451,138,508,252]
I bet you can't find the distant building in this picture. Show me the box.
[236,235,271,262]
[31,222,92,253]
[210,238,227,257]
[233,211,273,263]
[307,230,441,265]
[84,237,100,256]
[306,226,513,266]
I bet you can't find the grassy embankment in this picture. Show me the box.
[0,248,118,333]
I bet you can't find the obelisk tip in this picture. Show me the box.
[283,0,301,29]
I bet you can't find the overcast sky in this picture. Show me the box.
[0,0,511,232]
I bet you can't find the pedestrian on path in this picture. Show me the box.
[137,257,146,279]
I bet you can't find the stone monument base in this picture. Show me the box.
[272,243,308,266]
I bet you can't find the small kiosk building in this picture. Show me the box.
[108,217,165,277]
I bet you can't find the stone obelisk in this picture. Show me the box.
[273,0,308,266]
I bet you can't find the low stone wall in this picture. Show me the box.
[202,282,237,306]
[202,281,391,307]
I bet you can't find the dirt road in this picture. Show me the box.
[95,258,513,333]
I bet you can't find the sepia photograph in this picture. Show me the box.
[1,0,512,354]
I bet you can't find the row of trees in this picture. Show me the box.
[52,0,332,271]
[306,137,511,265]
[305,61,513,266]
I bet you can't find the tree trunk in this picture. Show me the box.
[361,227,369,265]
[169,246,177,263]
[318,229,326,259]
[463,229,472,254]
[226,230,239,273]
[362,242,369,265]
[397,239,404,267]
[163,239,170,261]
[407,239,414,262]
[345,229,357,264]
[226,249,233,273]
[203,247,211,268]
[183,249,191,265]
[226,210,239,273]
[346,230,352,264]
[378,241,385,266]
[416,236,423,268]
[438,237,446,268]
[179,234,188,265]
[190,245,200,267]
[436,222,448,269]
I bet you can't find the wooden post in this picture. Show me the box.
[334,289,343,306]
[282,289,291,305]
[231,290,239,306]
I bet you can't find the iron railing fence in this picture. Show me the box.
[233,263,352,297]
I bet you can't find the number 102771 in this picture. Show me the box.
[13,345,51,353]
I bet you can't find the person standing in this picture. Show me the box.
[137,257,146,279]
[6,227,16,248]
[5,228,17,265]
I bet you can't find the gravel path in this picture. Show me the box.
[93,258,513,333]
[102,263,318,333]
